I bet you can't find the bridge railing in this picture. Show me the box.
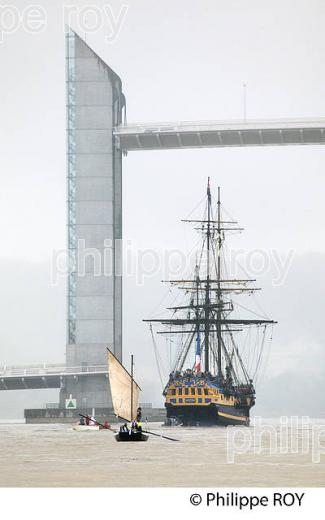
[114,117,325,134]
[0,364,108,378]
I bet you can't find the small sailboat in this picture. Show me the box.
[107,350,149,442]
[76,352,178,442]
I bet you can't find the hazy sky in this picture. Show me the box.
[1,0,325,416]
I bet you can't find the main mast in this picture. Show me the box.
[216,186,222,376]
[204,178,211,372]
[130,354,134,421]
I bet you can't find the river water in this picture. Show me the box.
[0,419,324,486]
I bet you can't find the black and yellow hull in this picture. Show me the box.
[166,402,250,426]
[164,375,255,427]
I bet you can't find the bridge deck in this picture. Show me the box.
[114,118,325,151]
[0,364,108,390]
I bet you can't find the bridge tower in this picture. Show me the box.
[61,28,124,408]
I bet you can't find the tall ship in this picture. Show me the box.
[145,179,276,426]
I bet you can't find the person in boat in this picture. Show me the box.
[131,420,140,433]
[85,416,90,426]
[103,421,110,430]
[136,407,142,422]
[79,417,85,426]
[120,423,129,433]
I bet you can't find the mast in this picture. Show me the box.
[204,178,211,372]
[195,261,200,370]
[130,354,134,421]
[217,186,222,376]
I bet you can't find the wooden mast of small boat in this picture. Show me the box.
[130,354,134,422]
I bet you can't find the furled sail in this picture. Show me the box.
[107,350,140,422]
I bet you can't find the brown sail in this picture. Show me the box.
[107,350,140,422]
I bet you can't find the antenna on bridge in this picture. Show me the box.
[243,83,247,122]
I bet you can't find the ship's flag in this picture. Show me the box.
[195,332,201,372]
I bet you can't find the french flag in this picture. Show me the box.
[195,332,201,372]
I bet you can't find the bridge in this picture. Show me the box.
[2,30,325,411]
[0,364,108,391]
[6,117,325,398]
[114,118,325,152]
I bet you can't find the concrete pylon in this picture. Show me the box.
[61,28,124,408]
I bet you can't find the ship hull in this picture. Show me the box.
[166,403,250,427]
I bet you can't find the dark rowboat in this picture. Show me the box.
[114,431,149,442]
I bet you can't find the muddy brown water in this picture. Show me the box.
[0,421,324,487]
